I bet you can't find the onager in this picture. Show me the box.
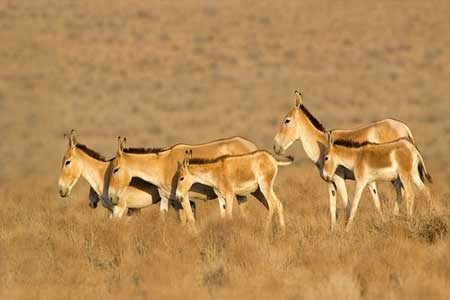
[175,150,293,233]
[322,131,432,231]
[273,90,418,229]
[108,136,258,220]
[57,130,161,218]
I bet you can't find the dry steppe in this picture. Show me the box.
[1,1,450,299]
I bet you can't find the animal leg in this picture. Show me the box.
[237,195,248,219]
[345,181,367,232]
[88,187,99,209]
[258,184,276,234]
[170,199,187,225]
[179,197,198,232]
[112,205,128,219]
[328,182,337,231]
[225,193,235,220]
[218,195,226,218]
[412,170,433,209]
[127,208,141,216]
[268,189,285,233]
[392,179,403,215]
[160,197,169,214]
[334,176,351,220]
[401,175,415,217]
[189,200,197,219]
[368,182,384,221]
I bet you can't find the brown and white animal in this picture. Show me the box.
[175,150,293,232]
[273,91,418,229]
[57,130,162,218]
[322,131,432,231]
[108,136,258,220]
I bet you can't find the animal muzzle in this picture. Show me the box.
[109,194,119,205]
[323,176,337,190]
[89,202,98,209]
[273,143,285,155]
[58,186,69,197]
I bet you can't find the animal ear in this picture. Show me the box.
[117,136,124,155]
[69,129,77,148]
[326,131,334,146]
[294,90,303,107]
[183,150,191,167]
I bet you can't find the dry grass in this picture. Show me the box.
[1,177,450,299]
[1,0,450,299]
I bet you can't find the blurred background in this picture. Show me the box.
[1,0,449,188]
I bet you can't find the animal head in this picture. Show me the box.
[322,131,338,182]
[58,130,83,197]
[176,150,194,201]
[273,90,304,154]
[108,136,131,204]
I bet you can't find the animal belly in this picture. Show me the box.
[124,190,154,208]
[235,181,259,196]
[190,183,217,201]
[368,167,398,182]
[126,198,153,208]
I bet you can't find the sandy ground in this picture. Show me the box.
[1,1,450,299]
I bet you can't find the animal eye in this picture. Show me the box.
[284,119,291,124]
[65,160,71,166]
[180,177,184,181]
[325,156,329,161]
[113,168,120,174]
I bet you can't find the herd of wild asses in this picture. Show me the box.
[58,91,432,233]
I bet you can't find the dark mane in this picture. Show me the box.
[188,150,268,165]
[76,144,109,161]
[123,147,168,154]
[299,104,325,132]
[188,155,231,165]
[333,139,375,148]
[333,137,411,148]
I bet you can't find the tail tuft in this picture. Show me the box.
[418,161,432,184]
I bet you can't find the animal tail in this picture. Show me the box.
[415,147,432,184]
[275,155,294,166]
[404,124,417,145]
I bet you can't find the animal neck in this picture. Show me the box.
[124,153,166,186]
[296,109,327,164]
[77,150,108,195]
[187,164,218,188]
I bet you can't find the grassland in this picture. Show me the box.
[1,1,449,299]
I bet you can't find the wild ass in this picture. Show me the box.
[175,150,293,232]
[58,130,165,218]
[108,136,258,221]
[273,91,418,229]
[322,131,432,231]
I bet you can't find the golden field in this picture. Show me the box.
[1,1,450,299]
